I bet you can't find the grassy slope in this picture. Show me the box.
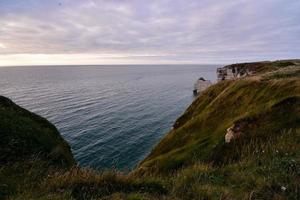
[138,60,300,174]
[9,129,298,200]
[0,96,75,198]
[0,96,75,166]
[1,60,299,200]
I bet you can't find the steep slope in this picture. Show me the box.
[0,98,168,200]
[138,60,300,173]
[0,96,75,167]
[0,96,75,198]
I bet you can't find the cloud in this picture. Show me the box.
[0,43,6,49]
[0,0,299,65]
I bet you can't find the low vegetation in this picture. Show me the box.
[139,60,300,174]
[1,60,299,199]
[0,96,75,167]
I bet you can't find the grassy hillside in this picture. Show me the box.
[139,60,300,174]
[0,96,75,198]
[0,96,75,167]
[1,60,299,200]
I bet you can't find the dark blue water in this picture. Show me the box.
[0,65,219,170]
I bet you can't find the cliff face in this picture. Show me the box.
[0,96,75,167]
[139,60,300,173]
[217,60,297,81]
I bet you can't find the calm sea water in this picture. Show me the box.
[0,65,219,170]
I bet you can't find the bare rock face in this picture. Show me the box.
[225,126,234,143]
[217,66,254,81]
[193,77,212,95]
[225,124,243,143]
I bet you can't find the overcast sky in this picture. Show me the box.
[0,0,299,66]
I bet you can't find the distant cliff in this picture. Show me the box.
[217,60,297,81]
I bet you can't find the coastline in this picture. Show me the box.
[1,59,300,199]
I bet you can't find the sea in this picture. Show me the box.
[0,65,219,170]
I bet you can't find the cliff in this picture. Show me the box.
[139,60,300,173]
[0,96,75,198]
[0,96,75,167]
[1,60,299,200]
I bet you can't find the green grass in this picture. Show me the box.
[138,62,300,173]
[0,96,75,167]
[2,129,299,199]
[171,128,300,200]
[0,157,68,199]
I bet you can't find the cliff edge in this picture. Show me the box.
[0,96,75,167]
[139,60,300,173]
[1,60,299,200]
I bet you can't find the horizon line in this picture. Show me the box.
[0,63,227,68]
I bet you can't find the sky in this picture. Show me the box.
[0,0,299,66]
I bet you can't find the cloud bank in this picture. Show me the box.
[0,0,299,65]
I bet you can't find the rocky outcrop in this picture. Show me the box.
[193,77,212,95]
[217,64,255,81]
[225,124,243,143]
[217,60,296,81]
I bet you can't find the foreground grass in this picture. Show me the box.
[171,129,300,200]
[2,128,299,200]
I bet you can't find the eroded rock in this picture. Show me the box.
[225,124,243,143]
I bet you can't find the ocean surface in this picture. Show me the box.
[0,65,219,170]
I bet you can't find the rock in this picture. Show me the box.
[217,63,259,81]
[225,126,234,143]
[225,124,243,143]
[193,77,212,95]
[281,186,287,191]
